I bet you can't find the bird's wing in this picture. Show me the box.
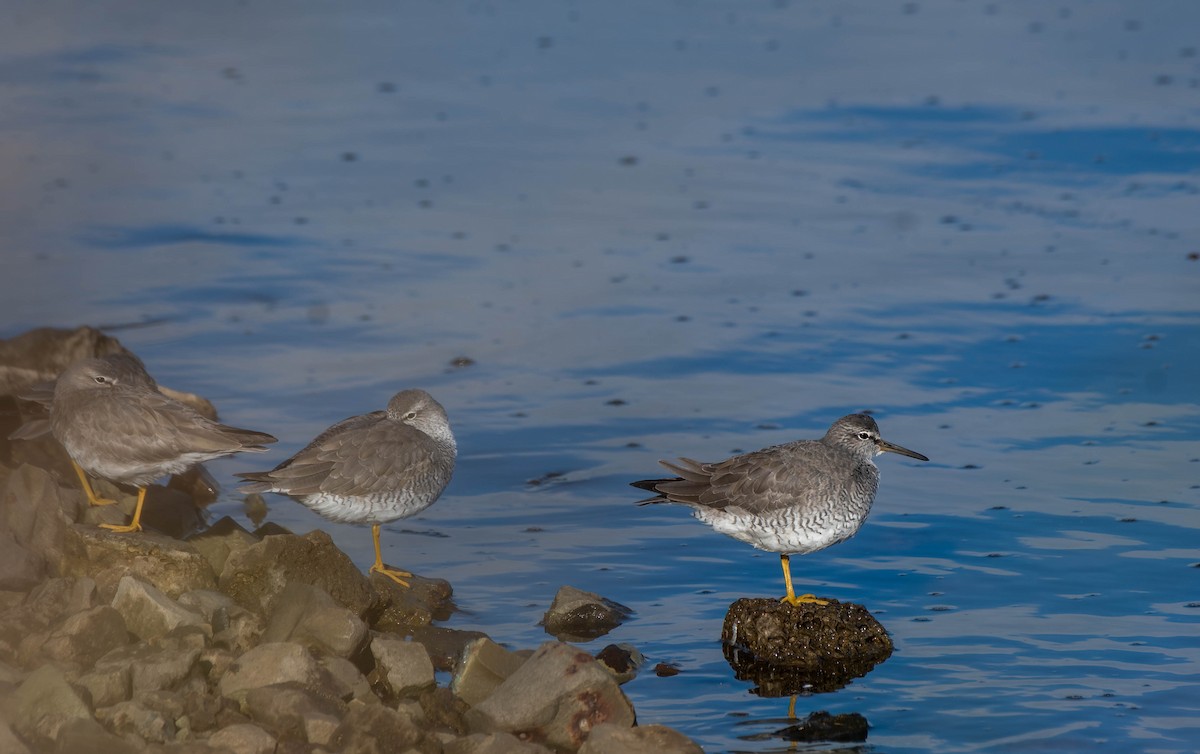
[111,388,275,464]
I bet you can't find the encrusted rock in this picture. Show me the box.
[721,598,893,695]
[451,637,528,708]
[368,571,455,633]
[62,526,218,599]
[187,516,260,577]
[112,575,209,642]
[771,710,870,743]
[263,581,368,659]
[577,722,704,753]
[217,642,323,701]
[465,641,636,750]
[219,530,375,618]
[370,634,436,699]
[542,585,632,641]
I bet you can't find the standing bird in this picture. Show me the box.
[632,413,928,605]
[45,354,278,533]
[236,389,456,587]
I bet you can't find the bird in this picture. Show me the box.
[236,389,456,587]
[632,413,928,606]
[42,354,278,533]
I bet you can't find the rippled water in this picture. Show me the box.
[3,1,1199,751]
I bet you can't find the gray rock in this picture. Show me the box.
[241,682,346,742]
[451,637,528,708]
[0,465,78,576]
[329,699,426,754]
[409,625,488,672]
[0,719,32,754]
[77,648,133,708]
[62,526,218,599]
[40,604,129,670]
[207,723,277,754]
[0,528,42,591]
[721,597,893,695]
[370,634,435,699]
[177,589,262,654]
[578,723,704,753]
[3,664,94,749]
[263,582,368,659]
[186,517,259,577]
[112,576,210,642]
[50,717,143,754]
[542,585,632,641]
[219,530,376,618]
[368,571,455,633]
[443,732,553,754]
[318,655,377,705]
[465,641,636,751]
[97,698,176,744]
[0,325,127,395]
[217,642,322,701]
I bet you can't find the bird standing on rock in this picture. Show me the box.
[632,413,928,606]
[42,354,278,533]
[237,389,456,587]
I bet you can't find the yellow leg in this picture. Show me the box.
[779,554,828,606]
[71,461,118,506]
[100,486,146,533]
[369,524,412,586]
[787,695,798,720]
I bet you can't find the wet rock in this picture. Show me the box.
[219,530,375,618]
[370,634,436,699]
[444,732,553,754]
[217,642,322,701]
[39,604,129,669]
[330,698,426,753]
[112,575,210,642]
[62,526,218,599]
[3,664,93,748]
[409,625,488,672]
[241,682,346,742]
[721,598,893,695]
[465,641,636,750]
[542,585,632,641]
[577,723,704,753]
[187,516,259,577]
[594,643,644,685]
[367,571,455,633]
[1,464,78,577]
[177,589,263,654]
[451,637,529,708]
[263,581,368,659]
[207,723,278,754]
[771,710,869,743]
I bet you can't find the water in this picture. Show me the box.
[3,1,1199,751]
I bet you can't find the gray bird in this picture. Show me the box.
[44,354,277,532]
[237,389,456,587]
[632,413,928,605]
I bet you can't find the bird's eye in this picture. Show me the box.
[858,431,871,440]
[94,376,109,385]
[405,412,417,420]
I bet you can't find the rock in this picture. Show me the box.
[771,710,870,743]
[578,723,704,753]
[52,717,142,754]
[367,571,455,633]
[114,484,205,540]
[318,655,377,705]
[0,465,78,576]
[133,645,202,694]
[721,598,893,695]
[187,517,259,577]
[40,604,129,669]
[0,528,42,591]
[241,683,346,742]
[542,585,632,641]
[263,582,368,659]
[330,699,426,754]
[219,530,376,618]
[177,589,263,654]
[112,575,210,642]
[217,642,322,701]
[444,732,554,754]
[207,723,278,754]
[0,326,127,396]
[594,644,644,685]
[3,664,93,749]
[370,634,435,699]
[77,648,133,708]
[417,687,469,737]
[61,526,218,599]
[451,637,528,708]
[0,719,32,754]
[97,698,176,744]
[465,641,636,750]
[409,625,488,672]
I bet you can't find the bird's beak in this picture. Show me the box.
[877,439,929,462]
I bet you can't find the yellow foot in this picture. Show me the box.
[100,522,142,534]
[781,593,829,606]
[87,496,119,507]
[371,564,413,587]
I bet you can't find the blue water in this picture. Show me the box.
[3,1,1199,751]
